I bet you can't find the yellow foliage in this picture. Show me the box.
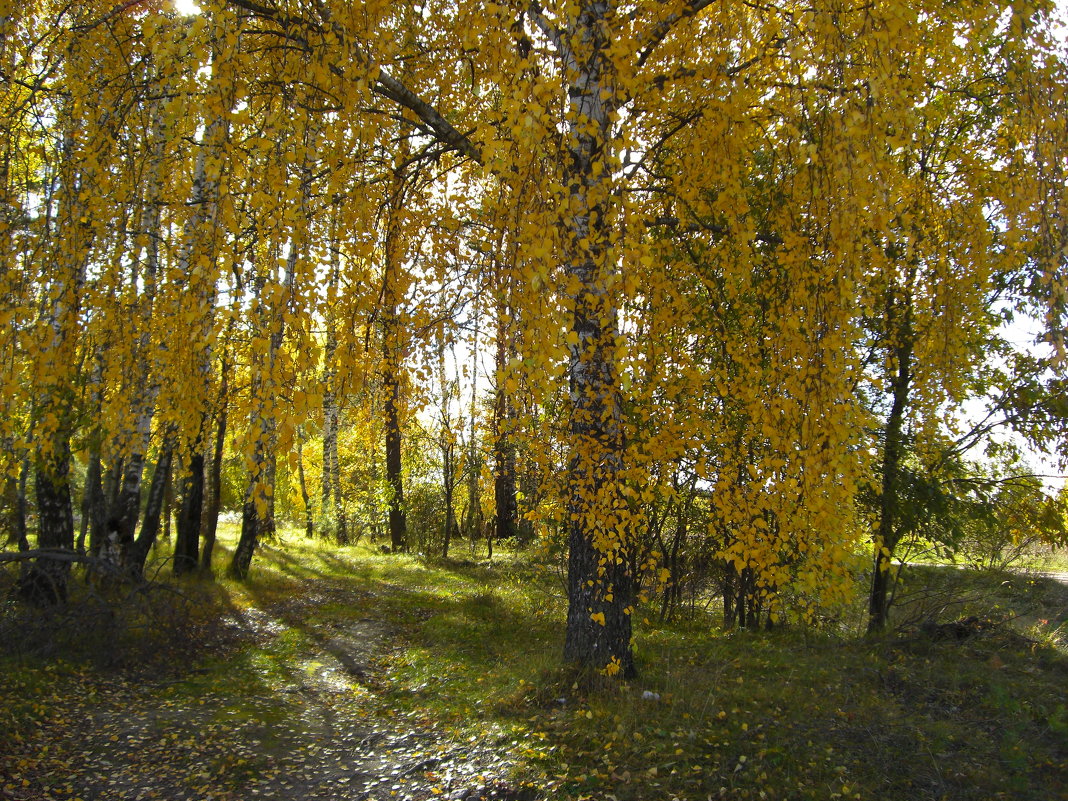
[1,0,1063,652]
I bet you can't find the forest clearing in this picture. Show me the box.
[3,530,1068,801]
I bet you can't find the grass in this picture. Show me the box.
[2,526,1067,800]
[898,537,1068,574]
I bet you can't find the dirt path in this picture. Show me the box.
[1027,569,1068,585]
[237,583,531,801]
[1,580,535,801]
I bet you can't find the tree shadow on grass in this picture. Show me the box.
[3,553,552,800]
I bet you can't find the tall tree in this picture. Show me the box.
[173,17,236,576]
[381,161,409,554]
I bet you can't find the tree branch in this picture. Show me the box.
[636,0,719,69]
[527,0,563,52]
[226,0,482,163]
[0,548,98,564]
[621,109,703,179]
[373,72,482,162]
[71,0,154,32]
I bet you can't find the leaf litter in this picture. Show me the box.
[0,579,536,801]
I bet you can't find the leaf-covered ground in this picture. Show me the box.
[2,535,1067,801]
[0,574,530,801]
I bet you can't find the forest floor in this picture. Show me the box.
[2,532,1068,801]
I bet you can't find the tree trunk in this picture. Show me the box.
[170,55,232,575]
[174,446,204,576]
[92,456,122,559]
[296,431,314,539]
[558,0,635,678]
[3,444,24,547]
[229,310,274,578]
[384,360,406,553]
[321,206,348,543]
[128,441,173,576]
[114,451,146,566]
[493,311,517,543]
[231,434,276,579]
[104,457,124,516]
[436,343,457,559]
[200,370,228,574]
[24,140,90,601]
[162,473,173,542]
[466,297,481,542]
[322,393,346,542]
[229,270,281,576]
[321,356,347,543]
[722,553,736,629]
[378,151,412,554]
[492,448,517,541]
[230,123,314,577]
[114,88,164,573]
[327,419,346,542]
[77,447,101,554]
[442,437,455,559]
[868,322,914,632]
[321,371,340,540]
[660,507,688,623]
[442,498,453,559]
[21,443,75,604]
[231,499,260,578]
[229,271,284,577]
[14,455,28,553]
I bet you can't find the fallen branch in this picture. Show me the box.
[0,548,97,564]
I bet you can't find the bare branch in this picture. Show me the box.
[310,0,481,163]
[71,0,153,32]
[621,109,702,179]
